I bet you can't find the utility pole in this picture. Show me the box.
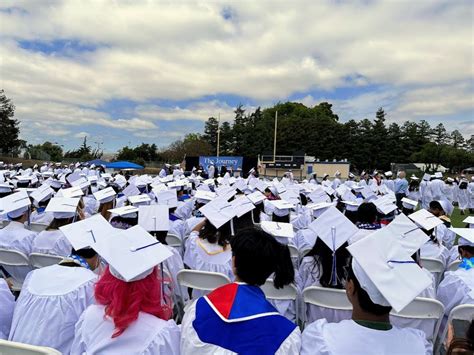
[273,110,278,162]
[217,112,221,157]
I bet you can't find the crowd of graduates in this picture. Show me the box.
[0,160,473,354]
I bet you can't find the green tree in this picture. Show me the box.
[219,121,233,155]
[26,141,63,161]
[64,137,102,161]
[160,133,212,162]
[203,117,219,155]
[450,130,465,149]
[0,90,21,155]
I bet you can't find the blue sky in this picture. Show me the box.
[0,1,472,153]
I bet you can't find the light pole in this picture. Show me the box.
[216,113,220,157]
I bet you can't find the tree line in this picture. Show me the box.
[1,89,473,172]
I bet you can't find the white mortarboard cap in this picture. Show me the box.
[46,197,80,219]
[30,184,54,203]
[383,213,430,255]
[360,186,376,200]
[159,175,174,183]
[138,205,169,232]
[372,195,398,215]
[401,197,418,208]
[384,171,393,177]
[92,225,173,282]
[309,189,330,204]
[256,180,270,193]
[308,206,358,250]
[307,201,334,211]
[59,214,114,250]
[194,190,216,201]
[261,221,294,238]
[93,187,116,203]
[0,190,31,218]
[70,176,91,189]
[410,175,419,180]
[122,184,140,198]
[203,178,215,186]
[463,216,474,224]
[447,177,454,183]
[101,173,112,180]
[279,190,300,206]
[58,186,84,198]
[434,172,443,178]
[272,179,287,194]
[449,228,474,246]
[128,194,151,205]
[87,175,98,183]
[247,191,267,205]
[347,231,432,312]
[230,195,255,218]
[422,173,431,181]
[108,205,139,217]
[155,189,178,208]
[199,197,236,228]
[268,199,294,210]
[408,209,443,230]
[322,185,335,196]
[436,199,454,216]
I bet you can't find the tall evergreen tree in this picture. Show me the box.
[0,90,21,155]
[203,117,219,155]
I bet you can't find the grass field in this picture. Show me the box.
[450,207,473,227]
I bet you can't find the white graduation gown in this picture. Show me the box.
[301,319,431,355]
[0,221,36,282]
[429,179,445,200]
[9,264,96,354]
[183,232,233,297]
[437,268,474,320]
[31,229,72,256]
[0,279,14,339]
[298,257,352,324]
[420,241,450,268]
[71,304,180,355]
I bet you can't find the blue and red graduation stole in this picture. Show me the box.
[193,283,297,354]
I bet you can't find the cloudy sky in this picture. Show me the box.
[0,0,472,153]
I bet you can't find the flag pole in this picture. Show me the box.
[273,110,278,162]
[217,112,220,157]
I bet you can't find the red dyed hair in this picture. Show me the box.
[95,266,173,338]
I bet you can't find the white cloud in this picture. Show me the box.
[0,0,472,147]
[73,131,89,138]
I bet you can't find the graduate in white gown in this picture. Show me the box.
[0,278,14,340]
[301,231,431,355]
[183,218,234,287]
[9,247,99,354]
[181,227,301,354]
[0,191,36,283]
[31,197,81,257]
[437,229,474,330]
[71,226,180,355]
[429,200,456,249]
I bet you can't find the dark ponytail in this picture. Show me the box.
[230,227,294,289]
[273,242,294,289]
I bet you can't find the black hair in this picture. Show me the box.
[429,201,443,213]
[347,261,392,315]
[272,213,290,223]
[299,193,308,206]
[199,219,231,248]
[306,239,350,289]
[46,217,74,231]
[408,180,419,192]
[233,211,253,233]
[72,247,97,259]
[230,227,294,289]
[152,231,168,245]
[459,245,474,258]
[357,202,378,224]
[37,197,51,208]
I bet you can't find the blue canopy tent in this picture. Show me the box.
[105,161,144,170]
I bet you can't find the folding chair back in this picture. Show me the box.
[29,253,63,269]
[420,257,445,286]
[390,297,444,344]
[0,339,61,354]
[436,304,474,354]
[28,223,48,233]
[177,269,231,295]
[302,286,351,326]
[261,278,298,301]
[447,260,461,272]
[165,234,182,248]
[0,248,30,267]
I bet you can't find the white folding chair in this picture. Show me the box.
[0,339,61,354]
[287,245,300,266]
[447,259,461,272]
[436,304,474,354]
[0,248,30,291]
[251,210,260,226]
[302,286,352,326]
[420,257,445,286]
[29,253,63,269]
[27,223,48,233]
[261,278,299,323]
[165,233,182,248]
[177,269,231,299]
[390,297,444,345]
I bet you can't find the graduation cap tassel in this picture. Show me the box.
[230,218,235,237]
[160,262,165,307]
[330,226,337,286]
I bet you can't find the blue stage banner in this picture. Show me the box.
[199,156,243,172]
